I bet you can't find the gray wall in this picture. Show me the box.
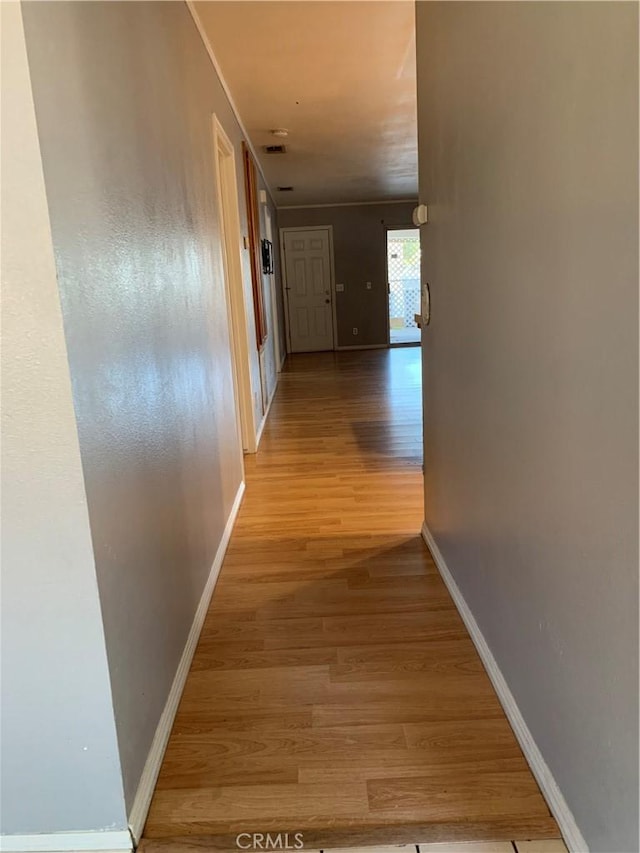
[21,0,282,816]
[0,3,127,835]
[416,3,638,851]
[279,202,416,347]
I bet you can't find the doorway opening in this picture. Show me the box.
[213,115,257,454]
[387,228,421,346]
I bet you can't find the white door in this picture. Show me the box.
[283,228,334,352]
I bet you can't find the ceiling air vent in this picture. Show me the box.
[277,186,294,192]
[264,144,287,154]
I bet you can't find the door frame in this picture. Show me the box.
[279,225,338,353]
[212,114,257,454]
[263,207,282,371]
[384,224,422,348]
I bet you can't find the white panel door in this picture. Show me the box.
[283,229,334,352]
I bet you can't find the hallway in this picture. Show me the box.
[142,349,559,850]
[5,1,636,848]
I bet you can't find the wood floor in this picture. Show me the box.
[141,348,559,851]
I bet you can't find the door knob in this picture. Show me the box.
[325,299,330,304]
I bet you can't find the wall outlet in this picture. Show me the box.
[352,327,358,336]
[366,281,372,289]
[336,283,345,292]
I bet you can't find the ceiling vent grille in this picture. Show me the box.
[277,186,294,192]
[264,144,287,154]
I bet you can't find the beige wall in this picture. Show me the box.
[0,3,127,835]
[20,0,281,818]
[278,202,416,347]
[416,3,638,851]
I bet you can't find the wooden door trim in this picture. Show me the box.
[242,142,268,350]
[279,225,338,354]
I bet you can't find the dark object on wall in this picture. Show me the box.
[261,239,274,275]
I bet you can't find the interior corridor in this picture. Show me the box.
[141,348,560,850]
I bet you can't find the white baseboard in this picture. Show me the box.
[127,482,246,842]
[335,344,388,351]
[421,522,588,853]
[0,830,132,853]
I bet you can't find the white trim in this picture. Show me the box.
[185,1,276,209]
[263,207,281,373]
[327,226,338,352]
[213,114,257,455]
[335,344,388,351]
[128,482,246,843]
[279,225,338,354]
[279,228,292,354]
[279,225,338,234]
[0,831,132,853]
[420,522,589,853]
[255,382,276,448]
[278,198,418,211]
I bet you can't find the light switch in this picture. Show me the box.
[336,283,345,292]
[366,281,372,289]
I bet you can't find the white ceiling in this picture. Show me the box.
[193,1,418,208]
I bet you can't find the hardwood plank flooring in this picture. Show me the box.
[141,349,558,851]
